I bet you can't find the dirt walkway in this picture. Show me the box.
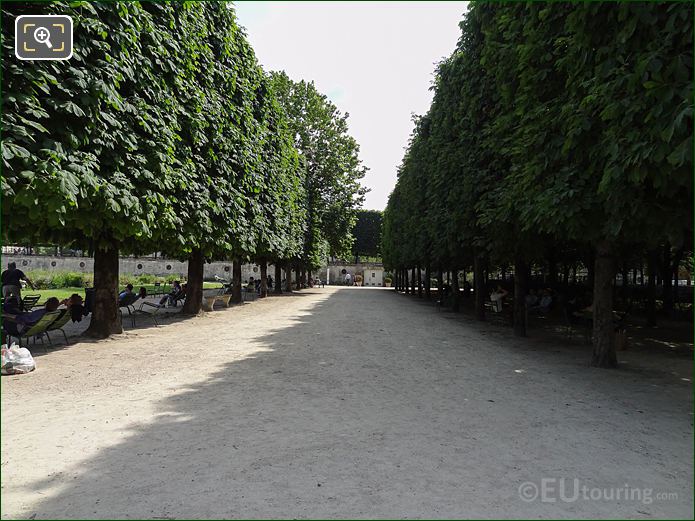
[1,287,692,519]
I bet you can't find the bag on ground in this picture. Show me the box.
[1,343,36,375]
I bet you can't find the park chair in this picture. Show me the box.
[171,289,186,307]
[118,293,140,315]
[128,301,163,328]
[44,309,73,346]
[5,310,62,352]
[21,294,41,311]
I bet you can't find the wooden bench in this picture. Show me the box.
[202,294,232,311]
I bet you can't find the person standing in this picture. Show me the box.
[1,262,33,301]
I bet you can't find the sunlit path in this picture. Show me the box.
[2,288,691,519]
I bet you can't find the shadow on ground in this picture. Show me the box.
[10,288,694,519]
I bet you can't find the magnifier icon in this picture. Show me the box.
[33,26,52,48]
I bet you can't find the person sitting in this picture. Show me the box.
[138,287,148,300]
[489,285,508,312]
[119,284,135,304]
[159,281,181,307]
[60,293,85,323]
[525,289,539,308]
[532,289,553,314]
[3,297,60,336]
[246,277,255,292]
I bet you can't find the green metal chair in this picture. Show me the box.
[44,309,73,346]
[6,311,62,352]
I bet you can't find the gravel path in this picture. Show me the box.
[1,287,692,519]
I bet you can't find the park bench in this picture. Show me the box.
[203,293,232,311]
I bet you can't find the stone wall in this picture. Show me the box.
[0,255,393,287]
[1,254,282,283]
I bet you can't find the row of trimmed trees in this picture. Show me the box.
[2,2,365,337]
[383,2,693,368]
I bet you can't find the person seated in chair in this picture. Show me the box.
[119,284,135,304]
[530,289,553,315]
[60,293,85,323]
[159,281,181,307]
[3,297,60,336]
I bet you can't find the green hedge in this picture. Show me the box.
[25,270,186,290]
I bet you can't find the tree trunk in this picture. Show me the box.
[231,259,242,304]
[513,256,528,337]
[672,248,683,312]
[295,266,301,290]
[182,248,204,315]
[661,243,673,314]
[85,245,122,338]
[646,250,657,326]
[451,269,460,312]
[437,268,443,299]
[417,267,422,297]
[424,265,431,299]
[285,265,293,293]
[274,262,283,294]
[411,267,416,295]
[547,252,557,286]
[259,260,268,298]
[590,240,618,368]
[404,269,410,295]
[474,255,486,321]
[307,269,313,286]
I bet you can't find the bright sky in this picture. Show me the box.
[234,1,468,210]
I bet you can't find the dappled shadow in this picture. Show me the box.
[6,288,693,519]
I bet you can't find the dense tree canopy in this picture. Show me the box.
[351,210,382,260]
[383,2,693,368]
[270,72,368,272]
[1,1,365,335]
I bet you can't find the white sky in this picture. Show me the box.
[234,1,468,210]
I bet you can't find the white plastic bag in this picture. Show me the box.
[1,343,36,375]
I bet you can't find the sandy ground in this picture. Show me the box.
[1,287,692,519]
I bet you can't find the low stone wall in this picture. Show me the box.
[0,255,393,287]
[0,254,280,283]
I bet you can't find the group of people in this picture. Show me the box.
[488,284,554,314]
[118,281,187,308]
[2,293,85,339]
[245,275,277,294]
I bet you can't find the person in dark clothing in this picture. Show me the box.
[1,262,34,301]
[61,293,85,323]
[3,297,60,335]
